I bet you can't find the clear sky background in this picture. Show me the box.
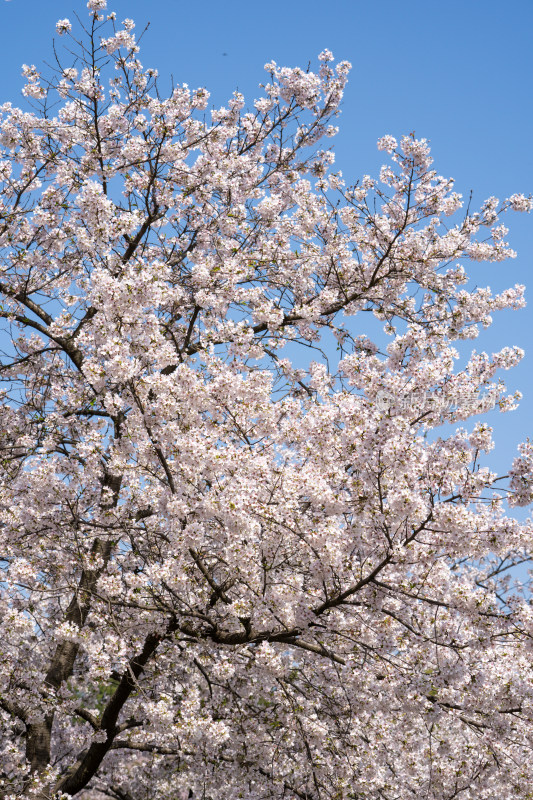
[0,0,532,490]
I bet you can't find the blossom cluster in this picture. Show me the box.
[0,7,532,800]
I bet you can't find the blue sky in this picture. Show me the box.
[0,0,532,482]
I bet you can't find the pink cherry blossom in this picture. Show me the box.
[0,7,532,800]
[55,18,72,35]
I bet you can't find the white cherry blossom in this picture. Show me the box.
[0,7,532,800]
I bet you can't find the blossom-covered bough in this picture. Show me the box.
[1,2,533,798]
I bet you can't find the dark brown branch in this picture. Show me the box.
[55,617,177,797]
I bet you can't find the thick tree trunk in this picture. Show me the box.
[24,473,122,783]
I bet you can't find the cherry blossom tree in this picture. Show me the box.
[1,3,533,799]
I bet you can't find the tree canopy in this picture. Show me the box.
[1,3,533,799]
